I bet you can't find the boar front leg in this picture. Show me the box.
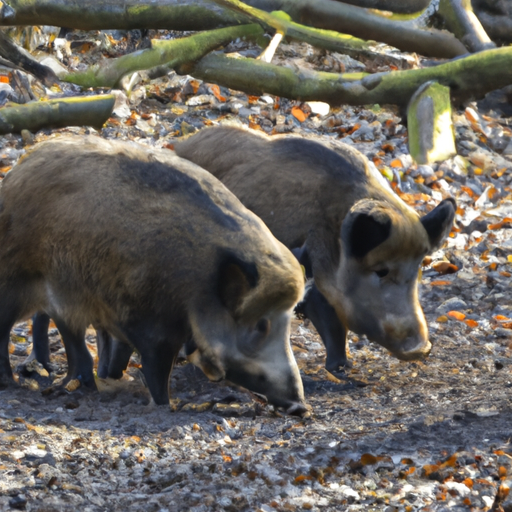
[293,244,349,372]
[299,283,350,372]
[95,329,113,379]
[139,341,180,406]
[123,319,187,405]
[52,319,96,389]
[31,312,52,371]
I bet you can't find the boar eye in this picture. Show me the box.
[256,318,270,336]
[375,268,389,278]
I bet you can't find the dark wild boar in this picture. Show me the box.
[176,126,456,371]
[0,136,307,413]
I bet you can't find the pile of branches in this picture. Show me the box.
[0,0,510,140]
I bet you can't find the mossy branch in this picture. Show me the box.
[181,46,512,106]
[62,24,264,89]
[0,94,115,134]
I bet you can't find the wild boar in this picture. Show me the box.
[175,126,456,371]
[0,136,307,413]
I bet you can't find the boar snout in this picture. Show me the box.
[388,336,432,361]
[224,363,307,415]
[382,315,431,361]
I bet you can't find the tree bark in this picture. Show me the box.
[1,0,467,59]
[180,46,512,107]
[209,1,386,62]
[407,81,456,165]
[0,94,115,134]
[232,0,468,58]
[0,30,59,86]
[62,24,264,88]
[438,0,495,51]
[329,0,431,14]
[0,0,248,31]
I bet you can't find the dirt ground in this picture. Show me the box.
[3,301,512,512]
[1,28,512,512]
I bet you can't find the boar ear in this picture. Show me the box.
[217,253,259,318]
[342,211,392,259]
[421,198,456,251]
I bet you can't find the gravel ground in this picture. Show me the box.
[1,30,512,511]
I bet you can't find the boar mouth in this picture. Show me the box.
[388,339,432,361]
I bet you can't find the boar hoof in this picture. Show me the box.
[285,402,311,417]
[325,358,352,374]
[52,373,98,393]
[17,359,56,379]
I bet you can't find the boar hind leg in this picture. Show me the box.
[94,331,132,380]
[0,321,15,387]
[298,283,349,372]
[0,296,21,387]
[53,319,96,390]
[105,338,133,380]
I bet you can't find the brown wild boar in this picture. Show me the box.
[176,126,456,370]
[0,136,307,414]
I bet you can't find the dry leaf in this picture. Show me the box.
[422,463,439,477]
[461,186,475,198]
[65,379,81,392]
[294,474,313,484]
[440,454,457,468]
[361,453,379,465]
[448,311,466,321]
[209,84,226,102]
[291,106,306,123]
[463,477,473,488]
[488,218,512,230]
[432,261,459,275]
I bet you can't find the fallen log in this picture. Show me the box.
[0,0,467,59]
[62,24,264,88]
[239,0,468,58]
[330,0,431,14]
[209,1,384,62]
[180,46,512,107]
[438,0,495,52]
[0,94,115,134]
[0,0,248,31]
